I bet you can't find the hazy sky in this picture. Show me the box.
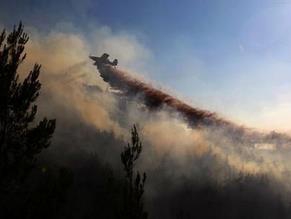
[1,0,291,131]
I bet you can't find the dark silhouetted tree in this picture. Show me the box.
[121,125,147,219]
[0,23,56,188]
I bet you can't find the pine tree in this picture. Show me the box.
[121,125,147,219]
[0,23,56,188]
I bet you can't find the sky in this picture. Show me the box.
[1,0,291,132]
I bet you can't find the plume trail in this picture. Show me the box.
[95,63,291,148]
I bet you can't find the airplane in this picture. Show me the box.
[89,53,118,69]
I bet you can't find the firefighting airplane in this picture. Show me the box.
[89,53,118,69]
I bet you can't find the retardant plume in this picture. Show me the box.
[94,62,291,149]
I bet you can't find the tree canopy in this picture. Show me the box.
[0,23,56,186]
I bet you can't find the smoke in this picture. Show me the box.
[10,23,291,216]
[15,23,291,181]
[18,27,134,139]
[79,62,291,190]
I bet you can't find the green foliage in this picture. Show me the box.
[0,23,56,187]
[120,125,147,219]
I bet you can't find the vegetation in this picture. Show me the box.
[120,125,147,219]
[0,23,56,188]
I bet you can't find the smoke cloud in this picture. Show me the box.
[11,23,291,217]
